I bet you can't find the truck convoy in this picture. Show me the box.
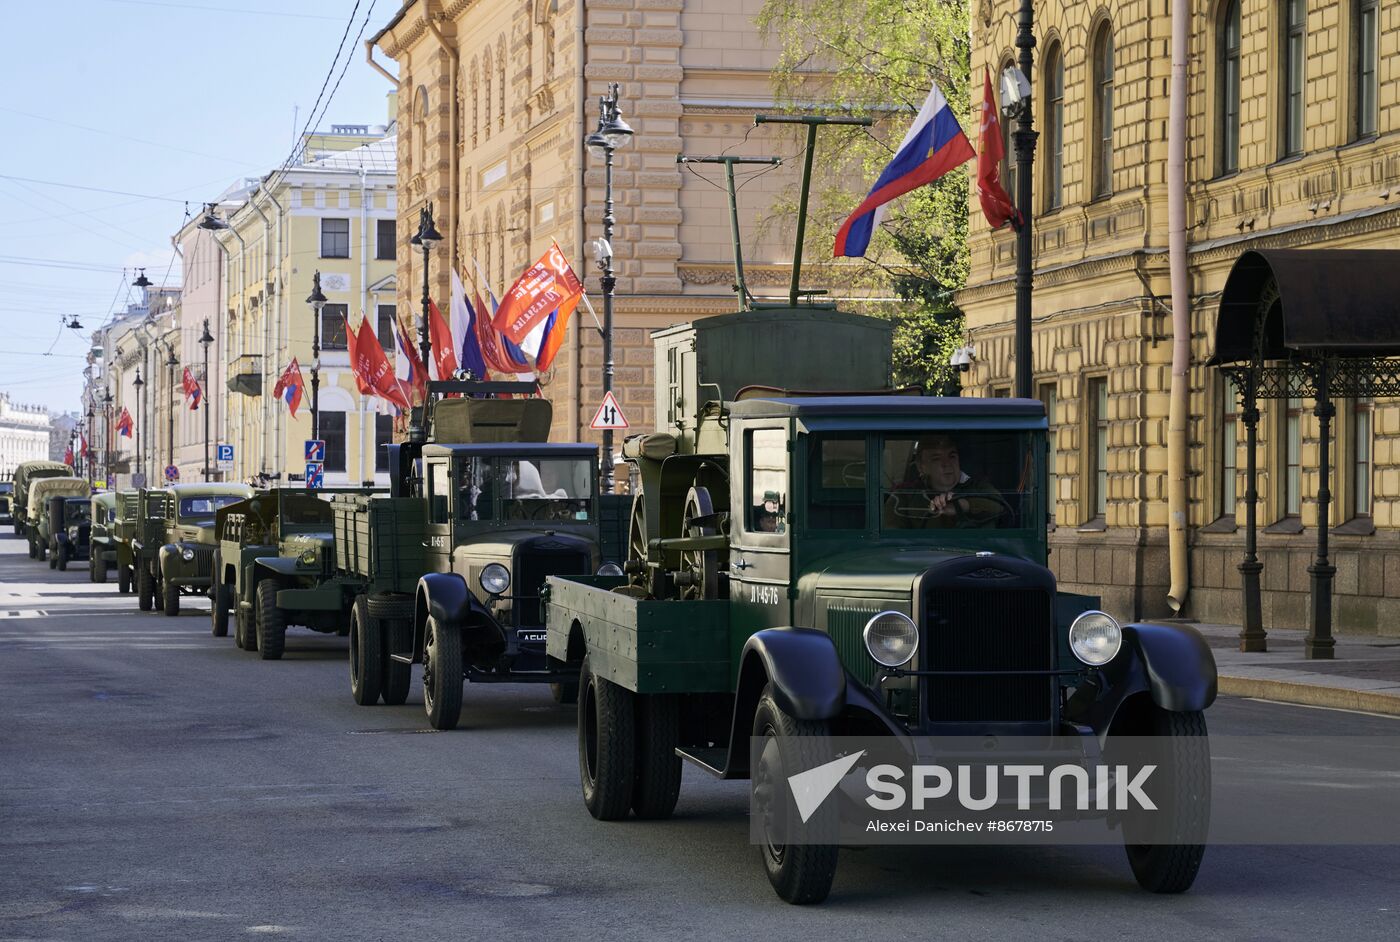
[27,476,89,561]
[11,460,76,541]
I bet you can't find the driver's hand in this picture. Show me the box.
[928,491,956,514]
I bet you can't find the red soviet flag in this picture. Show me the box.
[492,242,585,346]
[354,316,411,412]
[976,68,1023,232]
[427,298,460,382]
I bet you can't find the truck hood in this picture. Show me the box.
[797,545,981,596]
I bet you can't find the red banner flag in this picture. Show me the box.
[491,242,585,345]
[472,288,517,375]
[426,299,459,382]
[354,316,412,412]
[976,68,1023,232]
[272,358,305,419]
[117,407,133,438]
[395,319,428,402]
[343,313,373,395]
[79,433,89,459]
[63,445,74,466]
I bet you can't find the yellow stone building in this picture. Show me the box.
[369,0,810,454]
[961,0,1400,631]
[206,135,402,486]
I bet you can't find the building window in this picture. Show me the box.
[1219,0,1242,174]
[1038,382,1057,526]
[470,59,479,146]
[321,303,349,351]
[1043,43,1063,211]
[999,57,1017,201]
[1355,0,1378,139]
[497,38,506,131]
[1284,394,1302,516]
[1221,376,1239,518]
[321,218,350,259]
[483,49,493,140]
[376,304,396,351]
[321,412,346,473]
[1091,24,1115,199]
[1089,378,1109,521]
[1353,404,1372,517]
[991,386,1011,398]
[376,218,396,260]
[375,413,393,474]
[1282,0,1306,158]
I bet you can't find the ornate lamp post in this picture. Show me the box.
[102,387,113,487]
[407,205,443,444]
[133,367,145,483]
[163,342,178,475]
[306,272,327,441]
[200,319,214,481]
[584,83,634,491]
[84,405,95,487]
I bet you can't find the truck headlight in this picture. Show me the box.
[299,549,318,566]
[863,611,919,668]
[1069,611,1122,666]
[480,563,511,595]
[181,547,195,561]
[597,562,623,577]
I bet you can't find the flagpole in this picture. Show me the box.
[1012,0,1038,399]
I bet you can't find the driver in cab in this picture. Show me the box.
[886,434,1008,529]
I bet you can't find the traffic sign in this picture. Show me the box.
[589,391,630,431]
[305,462,324,489]
[305,439,326,462]
[216,443,234,469]
[163,464,180,482]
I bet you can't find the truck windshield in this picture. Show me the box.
[806,431,1041,532]
[179,495,243,520]
[457,456,594,522]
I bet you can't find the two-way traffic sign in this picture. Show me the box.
[589,391,630,431]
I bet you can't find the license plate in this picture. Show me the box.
[517,630,547,643]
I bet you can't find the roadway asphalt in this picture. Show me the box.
[2,532,1398,941]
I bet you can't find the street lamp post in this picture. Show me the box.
[306,272,327,441]
[584,83,634,492]
[133,367,145,484]
[84,406,94,487]
[102,387,113,487]
[161,342,178,477]
[408,205,443,444]
[1004,1,1038,400]
[200,319,214,481]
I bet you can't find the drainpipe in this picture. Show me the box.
[573,0,587,441]
[365,38,398,86]
[247,195,275,483]
[257,184,286,479]
[423,3,459,272]
[1166,0,1191,613]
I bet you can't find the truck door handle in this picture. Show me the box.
[731,559,751,572]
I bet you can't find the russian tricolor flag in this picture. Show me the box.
[833,80,975,258]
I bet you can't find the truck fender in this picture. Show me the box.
[253,556,304,578]
[413,572,504,661]
[1120,622,1218,713]
[157,544,182,577]
[736,627,846,724]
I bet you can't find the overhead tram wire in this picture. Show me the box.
[0,175,193,204]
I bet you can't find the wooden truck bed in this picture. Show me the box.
[544,575,730,695]
[331,495,426,595]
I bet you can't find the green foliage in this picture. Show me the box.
[756,0,972,395]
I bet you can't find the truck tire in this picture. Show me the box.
[255,578,286,660]
[1123,708,1210,894]
[210,582,231,637]
[50,544,60,569]
[235,605,258,652]
[137,564,154,611]
[163,579,180,616]
[422,616,463,730]
[59,544,72,571]
[632,693,682,820]
[153,574,166,613]
[551,682,578,705]
[96,556,108,584]
[349,595,383,706]
[578,653,636,821]
[118,564,131,595]
[88,554,96,581]
[381,620,412,706]
[752,685,839,905]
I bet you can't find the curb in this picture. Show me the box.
[1219,674,1400,717]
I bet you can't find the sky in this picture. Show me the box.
[0,0,401,416]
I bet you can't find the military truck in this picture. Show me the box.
[27,477,89,561]
[13,460,75,539]
[45,495,90,570]
[113,488,171,608]
[211,486,379,655]
[88,492,118,583]
[0,481,14,524]
[544,310,1218,904]
[153,482,256,615]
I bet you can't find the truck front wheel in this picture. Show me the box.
[422,616,463,729]
[136,565,154,611]
[1121,708,1210,894]
[57,543,69,571]
[210,581,231,637]
[578,654,635,821]
[632,694,682,819]
[235,603,258,652]
[349,596,383,706]
[752,686,839,905]
[162,578,180,616]
[118,563,131,594]
[255,579,286,660]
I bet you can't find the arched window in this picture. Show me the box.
[543,21,555,78]
[1042,41,1063,211]
[998,55,1017,201]
[496,205,506,284]
[469,58,479,147]
[1354,0,1378,139]
[1090,23,1114,199]
[414,85,428,174]
[483,48,493,141]
[1282,0,1305,157]
[1218,0,1241,174]
[483,217,492,288]
[497,38,507,131]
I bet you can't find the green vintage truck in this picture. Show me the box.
[27,476,90,561]
[545,310,1218,904]
[11,460,73,538]
[113,488,171,607]
[343,394,612,729]
[45,495,91,571]
[154,482,256,615]
[211,486,379,655]
[88,492,118,583]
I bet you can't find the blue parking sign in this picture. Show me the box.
[305,462,324,489]
[305,439,325,462]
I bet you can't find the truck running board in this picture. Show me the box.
[389,654,413,665]
[675,746,727,778]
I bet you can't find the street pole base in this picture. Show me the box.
[1238,559,1266,652]
[1303,637,1336,660]
[1238,631,1268,654]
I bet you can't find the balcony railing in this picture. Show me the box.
[229,354,262,396]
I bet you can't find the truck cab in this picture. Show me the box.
[47,495,91,571]
[88,492,118,583]
[28,476,90,562]
[155,483,256,616]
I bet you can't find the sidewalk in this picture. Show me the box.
[1146,621,1400,716]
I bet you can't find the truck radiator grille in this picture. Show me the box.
[925,588,1054,723]
[189,546,215,579]
[515,548,591,628]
